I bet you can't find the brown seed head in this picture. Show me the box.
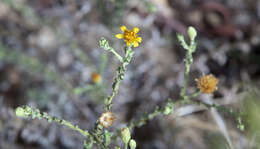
[196,74,219,94]
[98,112,115,128]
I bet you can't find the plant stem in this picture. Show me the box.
[124,143,128,149]
[110,49,123,62]
[16,106,91,137]
[104,46,134,111]
[180,50,192,102]
[128,99,176,130]
[190,91,200,99]
[178,33,197,103]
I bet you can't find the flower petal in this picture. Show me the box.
[120,26,127,32]
[126,41,131,47]
[136,37,142,43]
[133,27,139,33]
[133,42,139,47]
[115,34,124,39]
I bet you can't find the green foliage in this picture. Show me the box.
[237,116,245,131]
[100,38,134,111]
[242,89,260,148]
[15,107,27,117]
[15,106,91,137]
[187,26,197,41]
[163,99,175,115]
[84,139,93,149]
[14,27,243,149]
[104,130,113,146]
[120,127,136,149]
[129,139,136,149]
[128,99,175,130]
[121,128,131,144]
[177,27,197,103]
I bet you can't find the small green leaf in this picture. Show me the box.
[121,127,131,144]
[105,130,113,146]
[15,107,26,117]
[177,34,189,50]
[129,139,137,149]
[163,101,174,115]
[99,37,110,50]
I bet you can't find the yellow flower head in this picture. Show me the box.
[98,111,115,128]
[196,74,219,94]
[115,25,142,47]
[91,72,102,84]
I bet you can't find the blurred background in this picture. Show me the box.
[0,0,260,148]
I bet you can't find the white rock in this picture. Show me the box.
[36,27,57,51]
[57,48,74,68]
[0,2,10,18]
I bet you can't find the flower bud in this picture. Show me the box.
[129,139,137,149]
[187,26,197,41]
[15,107,26,117]
[121,127,131,144]
[163,102,174,115]
[91,72,102,84]
[99,37,109,50]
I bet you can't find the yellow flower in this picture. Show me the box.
[91,72,102,84]
[98,112,115,128]
[196,74,219,94]
[115,25,142,47]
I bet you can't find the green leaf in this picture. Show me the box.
[121,127,131,144]
[105,130,113,146]
[129,139,137,149]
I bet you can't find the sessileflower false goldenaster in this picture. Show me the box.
[115,25,142,47]
[98,111,115,128]
[196,74,219,94]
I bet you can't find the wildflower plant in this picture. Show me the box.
[14,26,243,149]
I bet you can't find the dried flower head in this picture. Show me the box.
[98,112,115,128]
[196,74,219,94]
[91,72,102,84]
[115,25,142,47]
